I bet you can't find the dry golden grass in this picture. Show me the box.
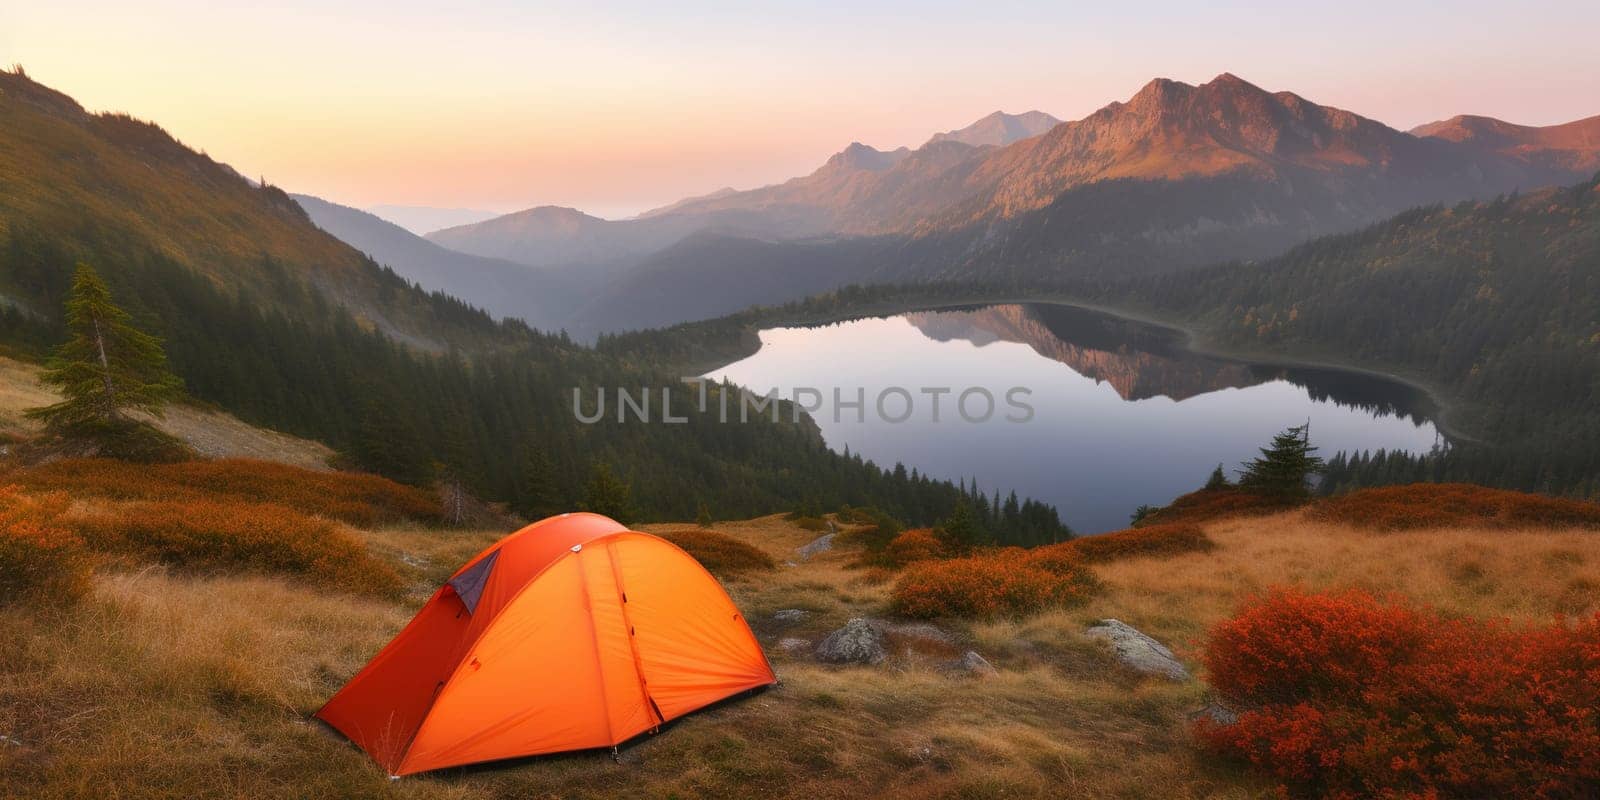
[7,507,1600,799]
[0,355,336,470]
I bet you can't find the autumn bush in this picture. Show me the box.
[1311,482,1600,531]
[883,527,944,566]
[658,529,775,574]
[1138,487,1295,526]
[891,546,1096,619]
[1197,587,1600,799]
[67,499,402,597]
[9,458,441,525]
[834,506,903,553]
[0,486,90,604]
[1067,523,1214,563]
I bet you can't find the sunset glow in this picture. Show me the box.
[7,0,1599,217]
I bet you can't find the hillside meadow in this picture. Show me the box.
[4,464,1599,798]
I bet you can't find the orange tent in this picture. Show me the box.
[317,513,776,775]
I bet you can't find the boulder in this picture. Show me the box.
[945,650,998,678]
[815,618,886,665]
[797,533,835,561]
[871,619,953,646]
[1084,619,1191,681]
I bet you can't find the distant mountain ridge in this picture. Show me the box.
[426,205,703,269]
[366,205,499,236]
[566,74,1600,336]
[926,110,1061,147]
[1412,113,1600,174]
[292,194,576,327]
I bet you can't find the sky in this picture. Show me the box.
[6,1,1600,220]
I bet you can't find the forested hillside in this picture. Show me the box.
[0,68,1069,540]
[1093,176,1600,497]
[606,177,1600,500]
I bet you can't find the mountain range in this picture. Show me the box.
[291,194,581,328]
[287,75,1597,339]
[537,74,1600,336]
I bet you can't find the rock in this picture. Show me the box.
[1084,619,1191,681]
[772,609,810,625]
[945,650,998,678]
[815,618,886,665]
[872,620,953,646]
[797,533,835,561]
[777,637,811,654]
[1189,702,1239,727]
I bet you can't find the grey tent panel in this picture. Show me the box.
[447,549,499,615]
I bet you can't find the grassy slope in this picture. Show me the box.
[0,356,334,470]
[6,507,1599,799]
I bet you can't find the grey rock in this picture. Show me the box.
[872,619,953,645]
[947,650,998,678]
[1084,619,1191,681]
[815,618,886,665]
[772,609,810,625]
[797,533,835,561]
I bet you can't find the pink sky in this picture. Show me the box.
[6,1,1599,219]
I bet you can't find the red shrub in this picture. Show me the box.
[9,458,441,526]
[1140,488,1294,526]
[67,499,402,597]
[657,529,775,574]
[884,527,944,566]
[0,487,90,605]
[891,547,1095,619]
[1197,588,1600,798]
[1311,483,1600,531]
[1067,523,1214,563]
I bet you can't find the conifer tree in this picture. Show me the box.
[1239,423,1325,499]
[580,462,635,524]
[935,498,990,554]
[28,263,182,431]
[517,447,561,519]
[1205,463,1232,490]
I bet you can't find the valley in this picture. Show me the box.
[2,25,1600,797]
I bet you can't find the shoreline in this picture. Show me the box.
[690,293,1473,444]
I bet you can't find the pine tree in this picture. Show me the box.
[28,263,182,431]
[1239,423,1326,499]
[517,446,561,519]
[935,498,990,554]
[1204,463,1232,490]
[695,501,713,528]
[580,462,635,524]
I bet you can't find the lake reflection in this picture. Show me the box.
[704,303,1441,533]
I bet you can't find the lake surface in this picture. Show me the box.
[704,303,1442,533]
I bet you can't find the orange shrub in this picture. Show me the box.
[1139,488,1294,526]
[891,547,1095,619]
[9,458,441,526]
[883,528,943,566]
[0,486,90,605]
[657,529,775,574]
[1311,483,1600,531]
[67,499,402,597]
[1197,588,1600,798]
[1066,523,1214,563]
